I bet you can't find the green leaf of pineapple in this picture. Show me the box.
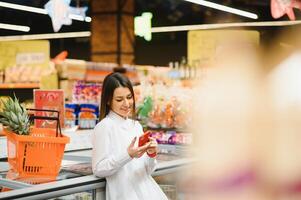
[0,96,30,135]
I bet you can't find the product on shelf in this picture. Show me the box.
[78,104,98,129]
[137,96,153,120]
[4,63,56,84]
[65,103,79,128]
[72,81,102,104]
[147,104,162,128]
[133,85,143,105]
[56,59,87,80]
[148,129,192,156]
[141,93,191,130]
[60,80,76,102]
[5,65,42,83]
[136,67,194,130]
[148,130,192,145]
[85,62,117,82]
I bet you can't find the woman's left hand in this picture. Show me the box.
[146,137,158,156]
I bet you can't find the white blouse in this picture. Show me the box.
[92,111,168,200]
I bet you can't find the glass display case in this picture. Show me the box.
[0,149,193,200]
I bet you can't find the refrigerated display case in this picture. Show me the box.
[0,130,193,200]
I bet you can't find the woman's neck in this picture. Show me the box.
[111,110,127,120]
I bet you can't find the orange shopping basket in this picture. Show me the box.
[3,109,70,184]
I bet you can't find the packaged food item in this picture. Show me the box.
[161,103,174,128]
[72,82,102,104]
[4,65,48,83]
[65,103,79,128]
[137,96,153,119]
[78,104,98,129]
[165,131,177,144]
[147,104,163,128]
[149,130,174,144]
[148,130,192,145]
[169,132,192,145]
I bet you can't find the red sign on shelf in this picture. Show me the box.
[34,89,65,128]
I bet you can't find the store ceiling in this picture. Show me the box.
[0,0,90,36]
[0,0,300,65]
[0,0,299,37]
[136,0,301,26]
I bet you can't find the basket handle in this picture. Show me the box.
[27,108,62,137]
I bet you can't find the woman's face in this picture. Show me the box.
[110,87,134,118]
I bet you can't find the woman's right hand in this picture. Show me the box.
[127,137,150,158]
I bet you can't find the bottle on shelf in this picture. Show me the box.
[180,56,187,79]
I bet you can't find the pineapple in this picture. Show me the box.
[0,96,30,135]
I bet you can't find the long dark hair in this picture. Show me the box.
[99,72,136,121]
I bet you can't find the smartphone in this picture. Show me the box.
[138,132,151,147]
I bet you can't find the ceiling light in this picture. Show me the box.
[69,14,85,21]
[85,17,92,22]
[184,0,258,19]
[0,2,91,22]
[0,31,91,41]
[0,2,47,14]
[151,20,301,33]
[69,15,92,22]
[0,23,30,32]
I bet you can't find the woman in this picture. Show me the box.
[92,72,168,200]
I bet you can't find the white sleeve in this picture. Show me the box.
[92,121,132,178]
[136,122,158,175]
[144,156,157,175]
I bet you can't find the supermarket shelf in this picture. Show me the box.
[0,83,40,89]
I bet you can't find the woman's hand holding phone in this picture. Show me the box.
[127,132,158,158]
[127,137,151,158]
[138,131,158,158]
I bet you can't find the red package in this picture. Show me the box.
[34,89,65,128]
[138,132,151,147]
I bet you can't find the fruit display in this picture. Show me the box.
[135,66,194,130]
[0,96,30,135]
[137,84,193,130]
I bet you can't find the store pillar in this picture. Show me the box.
[91,0,135,65]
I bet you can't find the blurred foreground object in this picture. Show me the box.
[271,0,301,20]
[181,31,268,200]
